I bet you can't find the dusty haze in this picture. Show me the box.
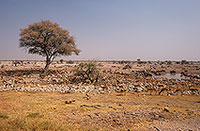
[0,0,200,61]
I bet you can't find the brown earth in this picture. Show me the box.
[0,91,200,130]
[0,60,200,130]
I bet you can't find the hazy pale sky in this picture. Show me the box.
[0,0,200,61]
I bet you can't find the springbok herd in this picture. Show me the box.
[0,60,199,95]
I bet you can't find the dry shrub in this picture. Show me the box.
[0,112,9,119]
[72,61,101,84]
[66,60,74,64]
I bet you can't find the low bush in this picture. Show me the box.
[72,61,101,84]
[0,112,9,119]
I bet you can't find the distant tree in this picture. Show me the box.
[166,61,172,65]
[66,60,74,64]
[19,20,80,72]
[60,59,64,64]
[181,60,189,64]
[137,58,141,62]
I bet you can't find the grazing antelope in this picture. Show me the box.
[173,89,183,95]
[158,87,171,96]
[147,83,159,95]
[114,85,127,96]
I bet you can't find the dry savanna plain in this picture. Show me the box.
[0,60,200,131]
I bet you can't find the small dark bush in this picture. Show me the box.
[166,61,172,65]
[181,60,189,64]
[0,112,9,119]
[60,59,64,64]
[27,112,43,118]
[170,70,176,74]
[72,61,101,84]
[66,60,74,64]
[123,64,132,70]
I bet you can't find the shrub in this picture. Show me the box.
[123,64,132,70]
[181,60,189,64]
[67,60,74,64]
[27,113,44,118]
[0,113,9,119]
[72,61,101,84]
[60,59,64,64]
[166,61,172,65]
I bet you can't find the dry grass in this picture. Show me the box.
[0,91,200,130]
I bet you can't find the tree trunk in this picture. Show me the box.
[43,57,51,73]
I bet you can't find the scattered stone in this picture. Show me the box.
[65,100,75,104]
[164,107,169,112]
[0,61,199,97]
[108,106,116,110]
[94,113,99,116]
[80,104,101,109]
[116,94,123,96]
[196,101,200,103]
[88,114,93,119]
[51,107,56,110]
[123,64,131,70]
[154,126,160,131]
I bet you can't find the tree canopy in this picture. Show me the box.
[19,20,80,72]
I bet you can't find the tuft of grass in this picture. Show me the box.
[8,118,26,130]
[0,117,65,131]
[27,112,44,118]
[0,112,9,119]
[0,92,199,130]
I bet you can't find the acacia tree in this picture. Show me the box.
[19,20,80,72]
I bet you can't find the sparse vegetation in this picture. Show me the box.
[27,112,44,118]
[66,60,74,64]
[181,60,189,64]
[0,112,9,119]
[60,59,64,64]
[123,64,132,70]
[0,117,65,131]
[0,92,199,130]
[72,61,101,84]
[0,60,200,130]
[166,61,172,65]
[1,0,200,130]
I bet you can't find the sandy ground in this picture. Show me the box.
[0,91,200,130]
[0,60,199,130]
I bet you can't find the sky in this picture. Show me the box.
[0,0,200,61]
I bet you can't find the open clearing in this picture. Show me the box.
[0,91,200,130]
[0,60,200,130]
